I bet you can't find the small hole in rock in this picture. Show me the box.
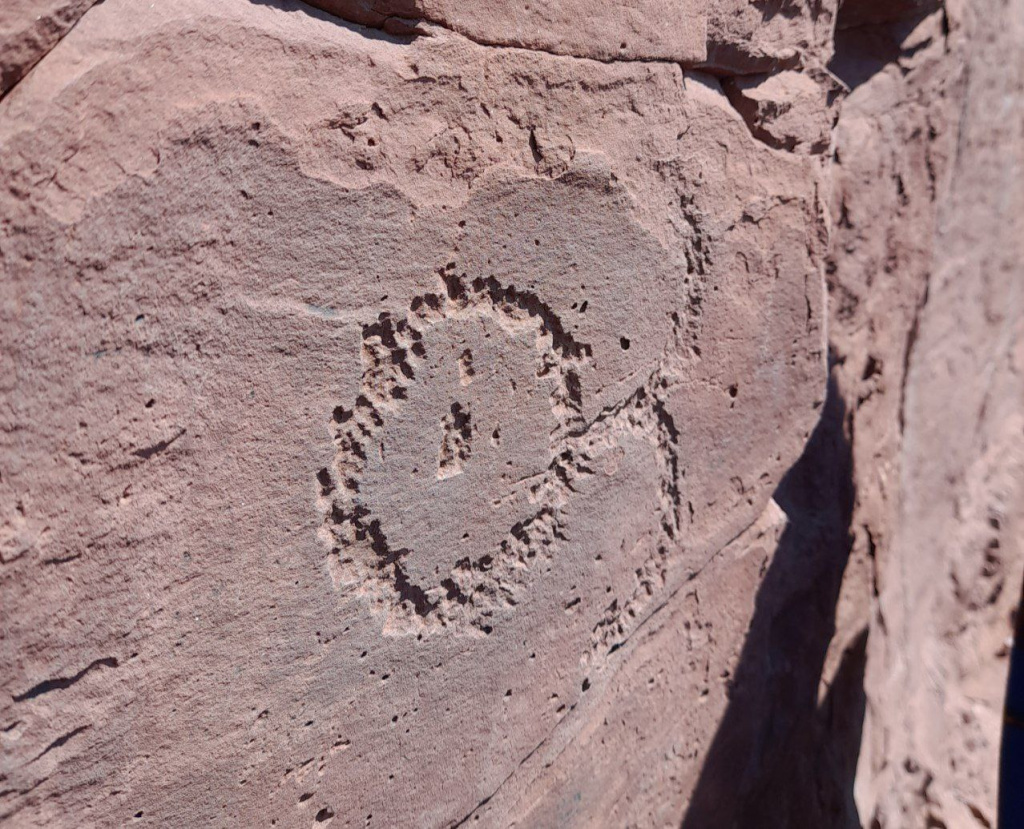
[619,337,631,351]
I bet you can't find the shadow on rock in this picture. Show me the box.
[682,372,867,829]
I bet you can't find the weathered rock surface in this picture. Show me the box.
[832,1,1024,824]
[0,0,1020,826]
[309,0,708,62]
[1,1,827,825]
[0,0,96,98]
[683,1,1024,825]
[723,69,842,154]
[690,1,1024,826]
[702,0,837,75]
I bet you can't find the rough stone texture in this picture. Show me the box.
[0,0,97,98]
[683,1,1024,825]
[0,1,827,826]
[832,0,1024,825]
[724,68,842,154]
[0,0,1021,827]
[702,0,837,75]
[309,0,709,62]
[309,0,840,74]
[693,0,1024,825]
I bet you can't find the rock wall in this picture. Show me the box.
[834,0,1024,824]
[0,0,1020,827]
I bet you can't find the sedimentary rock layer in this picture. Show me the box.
[1,1,827,825]
[1,0,1020,826]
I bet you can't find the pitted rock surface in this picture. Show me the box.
[1,0,1020,827]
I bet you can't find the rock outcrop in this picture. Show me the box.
[831,1,1024,825]
[0,0,1019,827]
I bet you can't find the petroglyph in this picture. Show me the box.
[319,267,689,638]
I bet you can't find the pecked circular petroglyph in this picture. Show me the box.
[318,261,692,640]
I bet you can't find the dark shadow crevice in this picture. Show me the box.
[682,372,865,829]
[829,0,945,90]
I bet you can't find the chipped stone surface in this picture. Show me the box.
[0,0,825,825]
[310,0,709,62]
[702,0,837,74]
[0,0,96,98]
[724,69,842,154]
[1,0,1020,826]
[831,0,1024,824]
[308,0,844,70]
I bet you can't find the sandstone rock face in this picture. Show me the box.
[832,1,1024,825]
[1,1,827,825]
[0,0,96,97]
[0,0,1020,827]
[310,0,708,62]
[684,2,1024,825]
